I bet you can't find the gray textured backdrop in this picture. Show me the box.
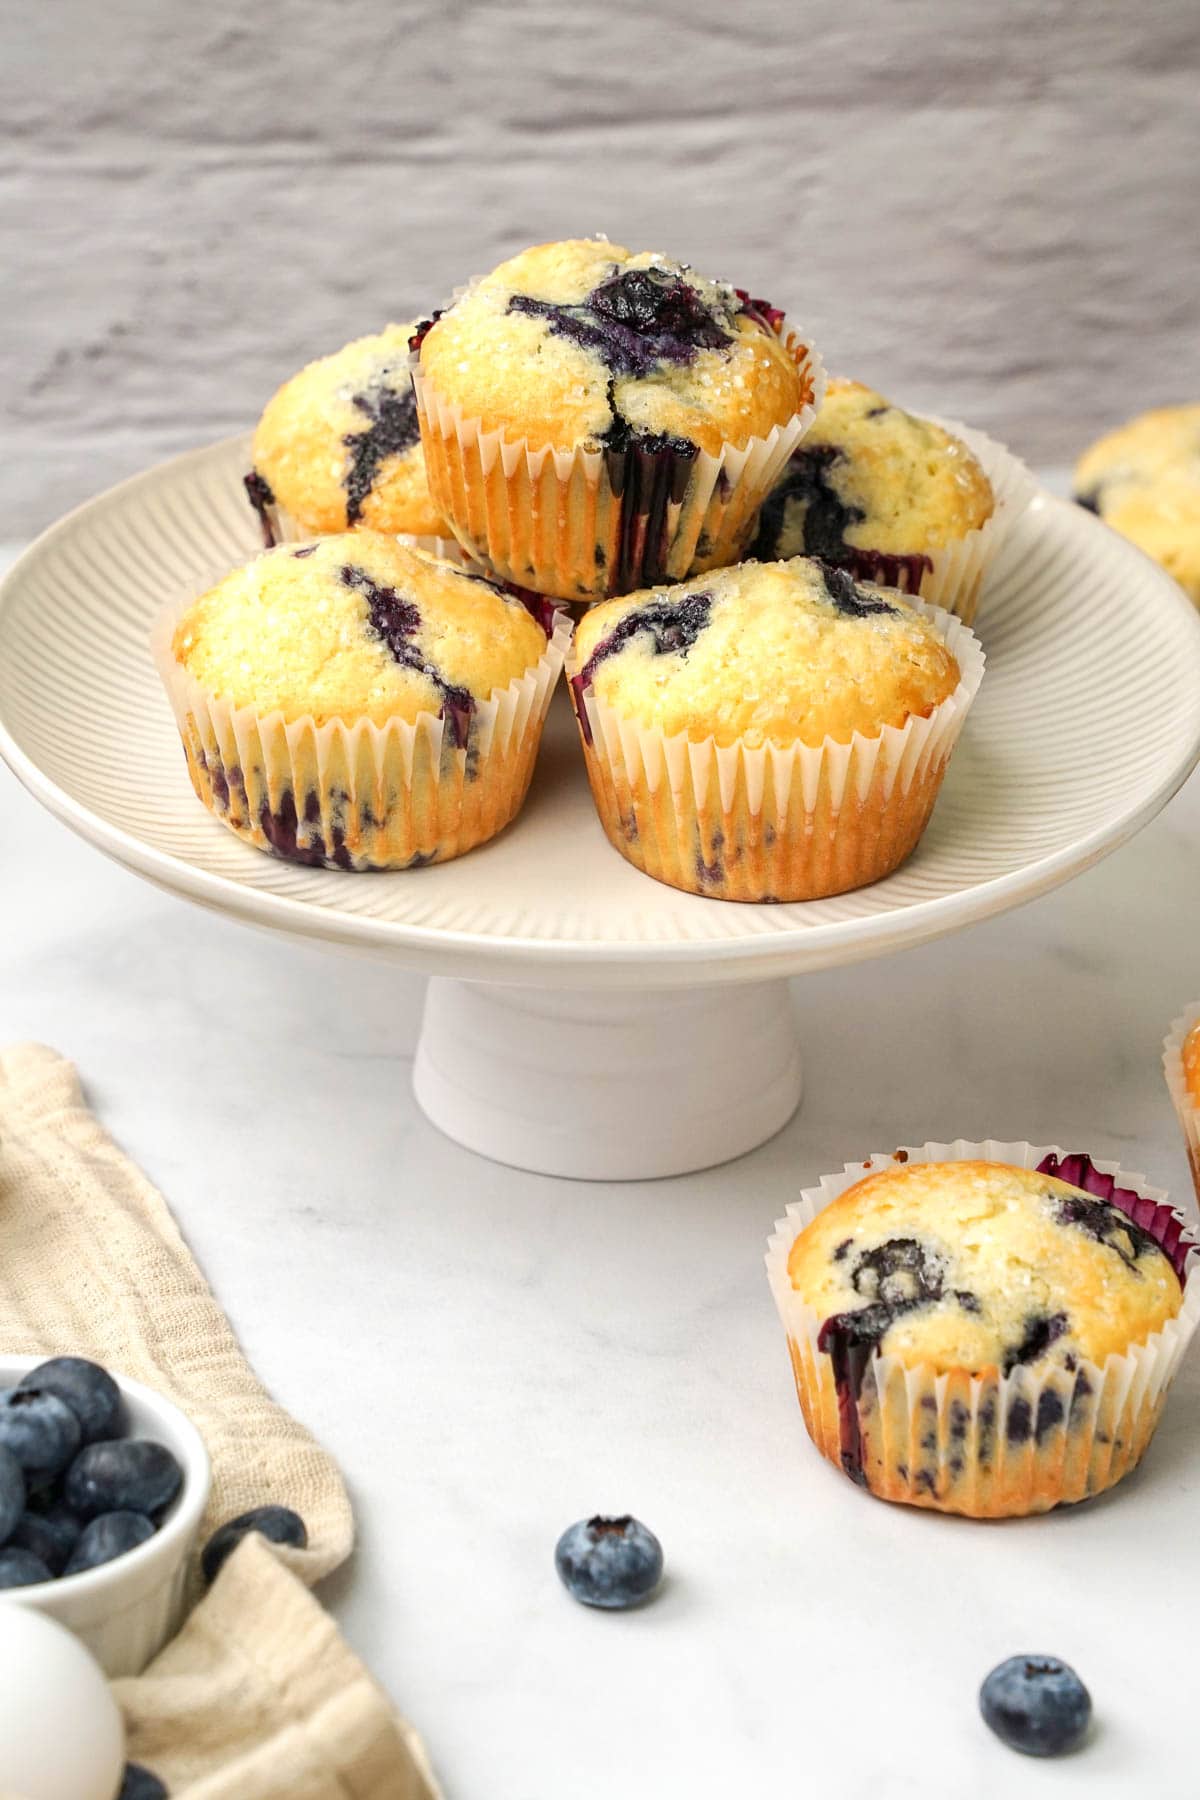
[5,0,1198,536]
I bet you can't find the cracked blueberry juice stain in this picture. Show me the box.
[570,591,712,745]
[504,266,777,590]
[341,564,475,749]
[752,443,934,593]
[341,379,422,524]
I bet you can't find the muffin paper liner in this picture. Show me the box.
[1164,1004,1200,1211]
[766,1141,1200,1518]
[246,488,461,564]
[412,315,825,604]
[565,598,984,902]
[911,419,1036,628]
[150,600,571,871]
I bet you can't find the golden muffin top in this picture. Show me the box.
[415,239,809,456]
[569,557,960,748]
[250,324,447,538]
[1073,404,1200,602]
[172,533,548,736]
[788,1158,1183,1376]
[751,378,994,576]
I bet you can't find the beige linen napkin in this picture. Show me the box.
[0,1042,439,1800]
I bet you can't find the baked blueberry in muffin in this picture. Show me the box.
[412,239,822,600]
[780,1156,1188,1514]
[154,533,564,870]
[1073,404,1200,604]
[245,323,449,545]
[567,554,979,901]
[751,378,995,596]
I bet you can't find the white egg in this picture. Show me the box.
[0,1605,124,1800]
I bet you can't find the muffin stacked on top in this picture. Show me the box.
[410,239,823,602]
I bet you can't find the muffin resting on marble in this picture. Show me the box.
[411,238,822,600]
[780,1156,1189,1516]
[153,533,566,869]
[1073,403,1200,605]
[750,377,996,618]
[245,323,449,546]
[566,555,980,901]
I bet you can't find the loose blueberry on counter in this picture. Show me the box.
[554,1515,664,1610]
[8,1508,76,1575]
[118,1763,169,1800]
[0,1545,53,1588]
[19,1356,122,1444]
[980,1655,1091,1757]
[201,1504,309,1585]
[65,1510,157,1575]
[0,1441,24,1544]
[64,1439,184,1521]
[0,1387,82,1483]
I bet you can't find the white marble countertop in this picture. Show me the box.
[4,512,1200,1799]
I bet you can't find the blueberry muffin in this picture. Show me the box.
[411,238,823,601]
[1074,404,1200,604]
[1163,1006,1200,1205]
[771,1152,1195,1517]
[750,378,999,623]
[153,533,568,869]
[567,556,982,901]
[244,324,450,548]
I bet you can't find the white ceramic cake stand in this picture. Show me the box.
[3,436,1200,1179]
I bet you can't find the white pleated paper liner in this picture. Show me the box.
[151,595,572,871]
[1164,1004,1200,1211]
[413,311,826,604]
[766,1140,1200,1518]
[566,598,985,902]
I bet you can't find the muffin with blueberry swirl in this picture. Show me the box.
[750,379,1013,625]
[1074,404,1200,605]
[411,238,823,601]
[769,1151,1197,1517]
[567,555,982,901]
[244,323,451,550]
[153,533,568,869]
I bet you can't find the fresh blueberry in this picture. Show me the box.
[64,1439,183,1521]
[554,1515,664,1610]
[0,1387,82,1482]
[8,1509,77,1575]
[0,1546,53,1588]
[117,1764,169,1800]
[64,1510,157,1575]
[19,1357,123,1444]
[0,1442,24,1545]
[201,1504,308,1585]
[980,1655,1092,1757]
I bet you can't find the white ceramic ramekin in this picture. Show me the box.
[0,1356,211,1677]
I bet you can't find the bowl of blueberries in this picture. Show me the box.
[0,1354,211,1677]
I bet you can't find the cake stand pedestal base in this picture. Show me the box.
[412,977,803,1181]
